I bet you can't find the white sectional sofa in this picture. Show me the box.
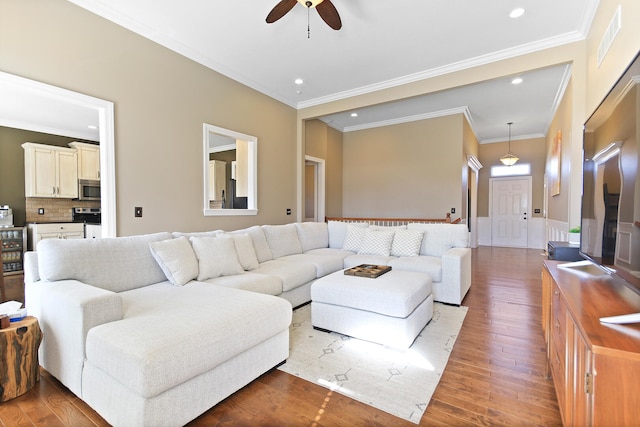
[24,220,470,427]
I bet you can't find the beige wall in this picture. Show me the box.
[545,79,575,225]
[0,0,297,236]
[342,115,463,219]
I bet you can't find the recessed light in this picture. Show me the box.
[350,112,358,117]
[511,77,523,85]
[88,125,98,129]
[510,8,525,18]
[294,78,304,85]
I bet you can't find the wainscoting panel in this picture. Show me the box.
[546,218,570,244]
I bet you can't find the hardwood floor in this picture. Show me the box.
[0,247,562,426]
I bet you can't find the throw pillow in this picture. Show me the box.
[328,221,368,249]
[357,228,395,256]
[342,224,368,252]
[190,236,245,280]
[148,236,199,286]
[391,229,424,257]
[222,233,259,271]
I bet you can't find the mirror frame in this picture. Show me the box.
[202,123,258,216]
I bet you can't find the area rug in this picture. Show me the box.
[278,302,468,424]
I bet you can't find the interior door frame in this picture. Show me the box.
[0,71,116,237]
[489,175,532,248]
[304,155,325,222]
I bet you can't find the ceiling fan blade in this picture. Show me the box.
[266,0,298,23]
[316,0,342,30]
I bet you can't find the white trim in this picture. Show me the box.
[304,155,325,222]
[467,155,483,173]
[0,71,117,237]
[202,123,258,216]
[67,0,597,111]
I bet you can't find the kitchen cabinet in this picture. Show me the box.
[27,223,84,251]
[84,224,102,239]
[69,141,100,180]
[542,261,640,426]
[208,160,226,207]
[22,143,78,198]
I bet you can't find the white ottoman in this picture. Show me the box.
[310,269,433,348]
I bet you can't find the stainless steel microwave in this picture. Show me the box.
[77,179,101,201]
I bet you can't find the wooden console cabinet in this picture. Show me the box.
[542,261,640,426]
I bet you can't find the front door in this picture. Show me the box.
[491,177,530,247]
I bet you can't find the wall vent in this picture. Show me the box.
[597,5,622,67]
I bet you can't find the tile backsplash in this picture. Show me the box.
[25,198,100,223]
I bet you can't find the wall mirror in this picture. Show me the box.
[203,123,257,216]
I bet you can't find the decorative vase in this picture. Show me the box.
[568,233,580,245]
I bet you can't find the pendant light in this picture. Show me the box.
[500,122,519,166]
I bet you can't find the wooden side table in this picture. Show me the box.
[0,316,43,402]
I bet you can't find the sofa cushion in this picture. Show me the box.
[391,229,424,257]
[231,226,273,263]
[295,222,329,252]
[222,233,259,271]
[262,224,303,258]
[190,237,244,280]
[388,256,443,282]
[252,259,316,292]
[407,223,469,256]
[277,253,344,277]
[342,224,368,252]
[148,236,199,286]
[85,282,292,398]
[328,221,368,249]
[203,272,282,296]
[171,230,220,239]
[37,232,172,292]
[357,228,395,256]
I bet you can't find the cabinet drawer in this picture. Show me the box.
[33,223,84,234]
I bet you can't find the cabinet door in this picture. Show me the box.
[28,146,56,197]
[56,150,78,198]
[77,146,100,180]
[572,328,592,427]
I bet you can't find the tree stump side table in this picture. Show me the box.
[0,316,43,402]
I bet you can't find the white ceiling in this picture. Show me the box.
[1,0,599,143]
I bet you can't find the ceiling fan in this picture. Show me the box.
[266,0,342,30]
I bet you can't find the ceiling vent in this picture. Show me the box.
[597,5,621,67]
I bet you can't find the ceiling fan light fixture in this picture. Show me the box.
[499,122,519,166]
[297,0,325,8]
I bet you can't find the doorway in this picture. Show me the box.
[490,176,531,247]
[304,155,325,222]
[0,71,116,236]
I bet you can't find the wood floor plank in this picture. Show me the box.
[0,247,562,426]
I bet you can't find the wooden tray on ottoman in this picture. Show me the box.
[344,264,391,278]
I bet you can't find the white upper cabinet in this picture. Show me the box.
[23,142,78,198]
[69,142,100,180]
